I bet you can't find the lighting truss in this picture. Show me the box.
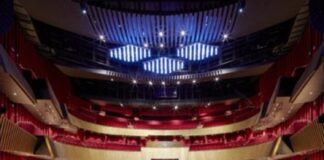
[176,43,218,61]
[109,45,151,62]
[143,57,184,74]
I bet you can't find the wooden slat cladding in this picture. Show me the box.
[290,120,324,152]
[0,117,37,154]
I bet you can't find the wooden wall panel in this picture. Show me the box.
[53,140,275,160]
[68,111,260,136]
[290,121,324,152]
[0,117,37,154]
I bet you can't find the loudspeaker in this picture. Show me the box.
[310,0,324,32]
[0,107,6,115]
[318,114,324,123]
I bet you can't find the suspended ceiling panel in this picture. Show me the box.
[19,0,305,42]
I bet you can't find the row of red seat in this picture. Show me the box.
[1,93,323,151]
[54,133,141,151]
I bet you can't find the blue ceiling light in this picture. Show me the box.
[109,45,151,62]
[143,57,184,74]
[176,43,218,61]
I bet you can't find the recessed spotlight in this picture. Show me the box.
[148,81,153,86]
[192,79,196,84]
[158,31,164,37]
[143,43,149,48]
[225,110,232,116]
[238,0,246,14]
[174,105,178,110]
[99,34,105,42]
[99,111,106,116]
[153,106,157,110]
[80,1,88,15]
[110,78,114,82]
[132,79,137,84]
[13,92,17,96]
[222,34,229,40]
[180,30,186,36]
[120,103,124,107]
[197,123,204,128]
[159,43,164,48]
[176,81,181,85]
[161,81,166,85]
[207,102,211,106]
[215,77,220,82]
[128,123,134,128]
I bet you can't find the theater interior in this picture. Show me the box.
[0,0,323,159]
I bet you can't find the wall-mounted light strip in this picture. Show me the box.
[176,43,218,61]
[109,45,151,62]
[143,57,184,74]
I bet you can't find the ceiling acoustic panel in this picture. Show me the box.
[109,45,151,62]
[176,43,219,61]
[87,2,239,48]
[143,57,184,74]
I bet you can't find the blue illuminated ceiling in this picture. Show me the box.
[109,45,151,62]
[177,43,218,61]
[34,18,294,76]
[87,2,239,48]
[108,43,219,74]
[143,57,184,74]
[32,0,295,78]
[84,1,240,75]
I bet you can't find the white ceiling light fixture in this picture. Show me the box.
[158,31,164,37]
[222,33,229,41]
[99,34,106,42]
[159,43,165,48]
[180,30,186,36]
